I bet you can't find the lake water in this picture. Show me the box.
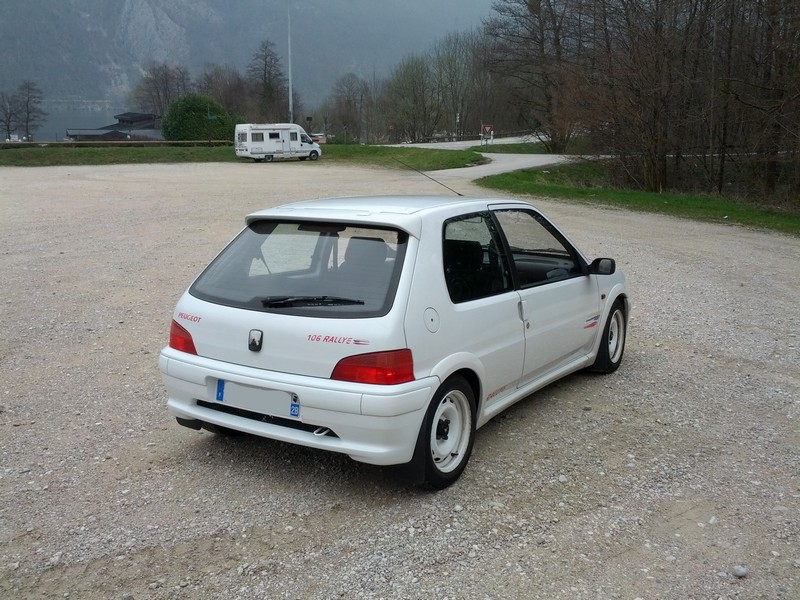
[33,107,128,141]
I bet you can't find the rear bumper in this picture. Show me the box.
[159,347,436,465]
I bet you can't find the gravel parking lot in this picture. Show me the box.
[1,161,798,599]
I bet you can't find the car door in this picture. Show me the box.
[440,212,525,409]
[492,207,601,385]
[281,130,292,156]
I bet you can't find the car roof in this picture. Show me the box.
[245,195,533,237]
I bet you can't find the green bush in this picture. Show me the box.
[162,94,233,141]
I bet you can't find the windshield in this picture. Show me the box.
[190,220,407,318]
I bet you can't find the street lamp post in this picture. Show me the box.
[287,1,294,124]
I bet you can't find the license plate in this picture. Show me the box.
[214,379,300,419]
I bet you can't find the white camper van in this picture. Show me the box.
[235,123,322,162]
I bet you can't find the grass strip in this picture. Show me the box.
[477,162,800,235]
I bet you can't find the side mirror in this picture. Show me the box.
[590,257,616,275]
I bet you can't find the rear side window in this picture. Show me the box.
[251,132,264,142]
[190,221,407,318]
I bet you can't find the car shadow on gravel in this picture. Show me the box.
[167,368,614,498]
[174,427,422,497]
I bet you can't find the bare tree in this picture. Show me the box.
[246,40,288,122]
[131,62,191,116]
[431,32,474,140]
[486,0,583,152]
[382,55,443,142]
[0,91,20,140]
[15,80,48,141]
[575,0,800,197]
[361,71,387,144]
[727,0,800,195]
[196,63,249,119]
[465,30,517,137]
[330,73,367,141]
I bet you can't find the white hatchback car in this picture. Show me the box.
[160,196,629,488]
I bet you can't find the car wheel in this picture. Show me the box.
[309,150,319,161]
[265,155,273,162]
[590,300,626,373]
[419,375,476,489]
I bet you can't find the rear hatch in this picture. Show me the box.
[179,219,410,378]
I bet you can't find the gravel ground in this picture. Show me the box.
[1,161,798,599]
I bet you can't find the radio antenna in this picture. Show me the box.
[392,157,464,197]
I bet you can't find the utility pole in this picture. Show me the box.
[287,0,294,123]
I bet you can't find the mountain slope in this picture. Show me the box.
[0,0,492,109]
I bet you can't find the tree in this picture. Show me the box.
[0,91,20,140]
[15,80,47,141]
[196,63,249,120]
[331,73,367,141]
[484,0,800,199]
[131,62,192,116]
[431,32,474,140]
[246,40,288,121]
[486,0,582,152]
[382,55,443,142]
[728,0,800,196]
[161,93,233,141]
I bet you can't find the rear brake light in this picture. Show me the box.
[169,320,197,355]
[331,349,414,385]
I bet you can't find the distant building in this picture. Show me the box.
[66,112,163,141]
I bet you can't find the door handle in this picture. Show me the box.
[518,300,529,323]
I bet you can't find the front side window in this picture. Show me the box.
[191,221,407,318]
[290,132,298,142]
[494,209,582,287]
[443,212,511,303]
[269,132,280,140]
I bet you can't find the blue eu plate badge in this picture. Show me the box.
[290,394,300,418]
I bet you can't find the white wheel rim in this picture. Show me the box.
[608,309,625,363]
[430,390,471,473]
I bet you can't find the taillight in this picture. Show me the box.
[331,349,414,385]
[169,320,197,355]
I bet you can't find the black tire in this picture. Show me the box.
[415,375,476,489]
[309,150,319,161]
[590,299,626,373]
[265,155,274,162]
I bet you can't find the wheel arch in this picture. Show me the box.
[393,366,481,487]
[590,289,629,360]
[426,354,484,410]
[450,368,481,414]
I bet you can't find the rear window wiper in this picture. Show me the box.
[261,295,365,308]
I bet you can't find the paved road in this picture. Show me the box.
[400,136,574,180]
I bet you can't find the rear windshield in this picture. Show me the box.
[190,220,407,318]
